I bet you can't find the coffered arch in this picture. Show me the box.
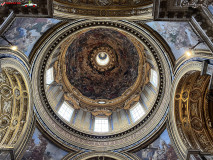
[0,51,34,160]
[168,61,213,159]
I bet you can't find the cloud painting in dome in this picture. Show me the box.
[22,128,68,160]
[65,28,139,100]
[134,129,179,160]
[146,22,209,60]
[0,18,60,57]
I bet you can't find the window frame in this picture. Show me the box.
[46,67,54,85]
[58,101,74,122]
[94,117,109,133]
[150,69,158,88]
[130,102,145,122]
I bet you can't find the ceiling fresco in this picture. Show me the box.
[22,128,68,160]
[0,0,212,157]
[146,22,210,60]
[134,129,179,160]
[65,28,139,100]
[0,18,60,57]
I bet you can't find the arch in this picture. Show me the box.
[168,61,213,159]
[0,55,34,159]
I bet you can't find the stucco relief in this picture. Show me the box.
[0,68,29,147]
[174,71,213,153]
[53,0,153,18]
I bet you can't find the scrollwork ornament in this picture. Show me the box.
[0,85,13,99]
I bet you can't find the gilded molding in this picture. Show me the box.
[174,72,212,152]
[0,57,34,160]
[53,0,153,20]
[168,61,213,159]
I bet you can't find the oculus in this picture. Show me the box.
[96,52,109,66]
[90,46,116,72]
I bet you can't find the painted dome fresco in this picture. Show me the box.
[32,20,171,150]
[54,26,148,114]
[65,28,139,100]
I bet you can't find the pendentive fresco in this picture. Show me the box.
[22,128,68,160]
[0,18,60,56]
[147,22,209,59]
[134,129,179,160]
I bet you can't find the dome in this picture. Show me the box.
[44,26,158,134]
[32,20,171,150]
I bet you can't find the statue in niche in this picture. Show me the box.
[3,100,11,113]
[181,102,187,119]
[191,103,198,117]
